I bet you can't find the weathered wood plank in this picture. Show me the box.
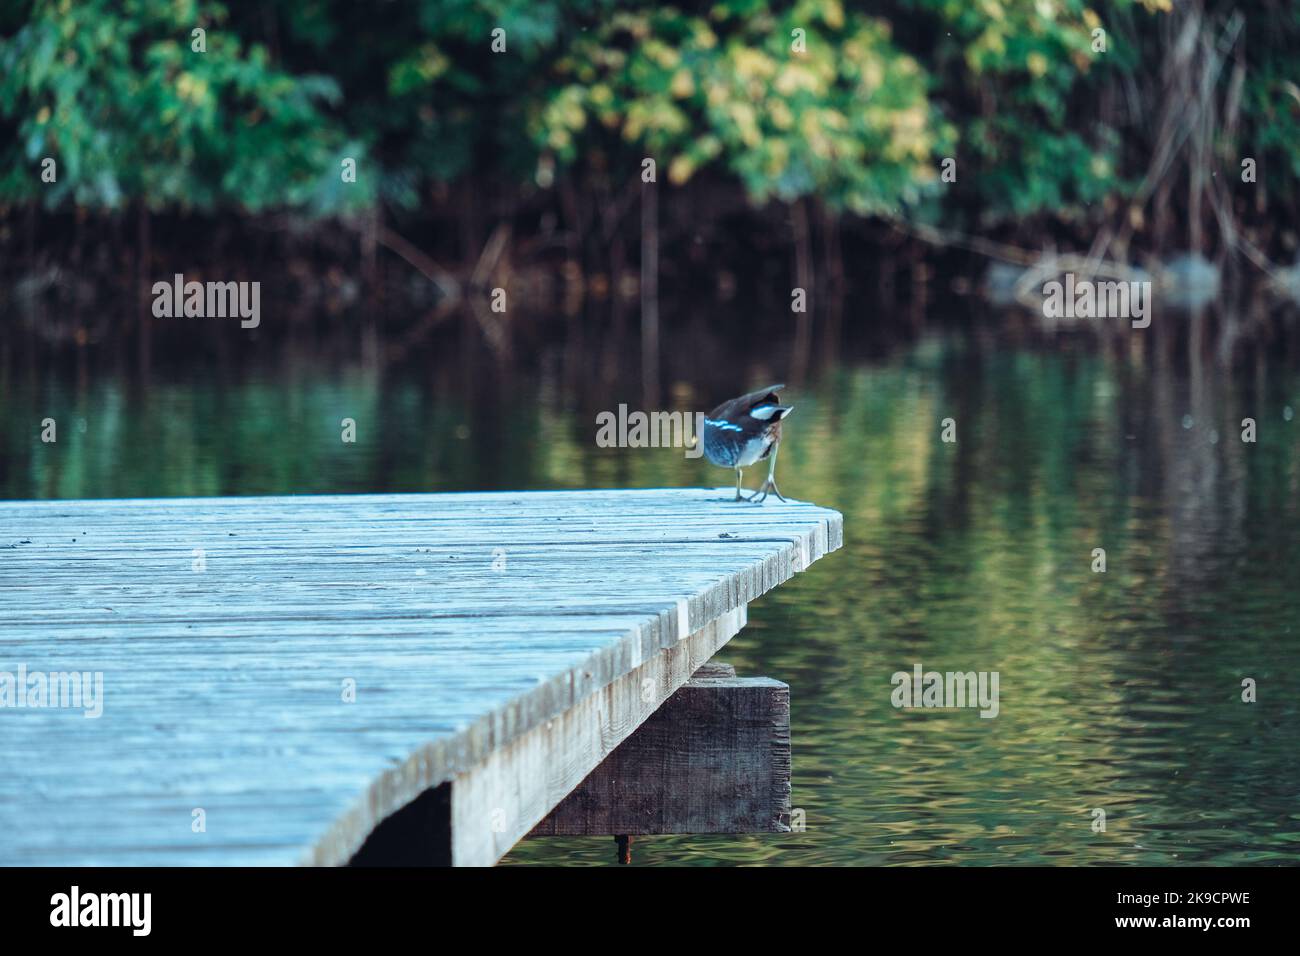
[349,618,756,865]
[530,672,790,837]
[440,609,746,865]
[0,488,841,865]
[690,661,737,678]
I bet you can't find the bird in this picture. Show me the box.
[702,384,793,503]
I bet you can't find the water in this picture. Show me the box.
[4,320,1299,866]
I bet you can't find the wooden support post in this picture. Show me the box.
[530,666,791,837]
[614,834,632,864]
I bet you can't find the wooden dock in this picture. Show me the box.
[0,489,842,866]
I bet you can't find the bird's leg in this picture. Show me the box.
[751,442,786,504]
[766,442,786,501]
[733,467,747,502]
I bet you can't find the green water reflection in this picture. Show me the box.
[4,334,1298,865]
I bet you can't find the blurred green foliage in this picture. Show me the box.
[535,1,949,214]
[1,0,1294,227]
[1,0,353,210]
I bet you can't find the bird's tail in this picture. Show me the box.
[750,403,793,422]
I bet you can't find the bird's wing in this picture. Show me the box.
[709,384,789,425]
[736,383,785,410]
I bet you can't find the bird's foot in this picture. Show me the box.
[749,480,786,504]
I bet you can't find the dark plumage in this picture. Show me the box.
[702,384,793,502]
